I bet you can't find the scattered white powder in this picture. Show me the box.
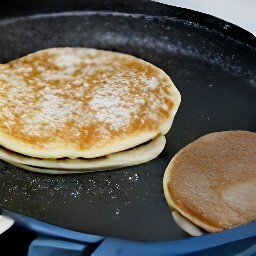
[162,104,168,111]
[55,53,81,67]
[88,85,133,131]
[147,77,159,90]
[223,183,256,211]
[129,174,138,181]
[141,76,159,90]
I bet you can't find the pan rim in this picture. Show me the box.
[0,5,255,49]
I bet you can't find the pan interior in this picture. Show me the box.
[0,11,255,241]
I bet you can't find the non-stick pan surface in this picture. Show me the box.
[0,0,255,242]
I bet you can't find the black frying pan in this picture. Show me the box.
[0,0,255,242]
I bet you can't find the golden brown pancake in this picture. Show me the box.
[0,47,181,172]
[163,131,256,234]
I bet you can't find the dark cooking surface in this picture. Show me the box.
[0,0,255,242]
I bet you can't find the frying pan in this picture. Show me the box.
[0,0,255,244]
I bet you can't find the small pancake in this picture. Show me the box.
[0,135,165,174]
[163,131,256,234]
[0,47,181,159]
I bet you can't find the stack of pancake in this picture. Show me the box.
[163,131,256,236]
[0,47,181,174]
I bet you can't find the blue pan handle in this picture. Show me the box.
[26,221,256,256]
[4,209,255,255]
[93,222,256,256]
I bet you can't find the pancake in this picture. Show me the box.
[0,47,181,160]
[0,135,165,174]
[163,131,256,235]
